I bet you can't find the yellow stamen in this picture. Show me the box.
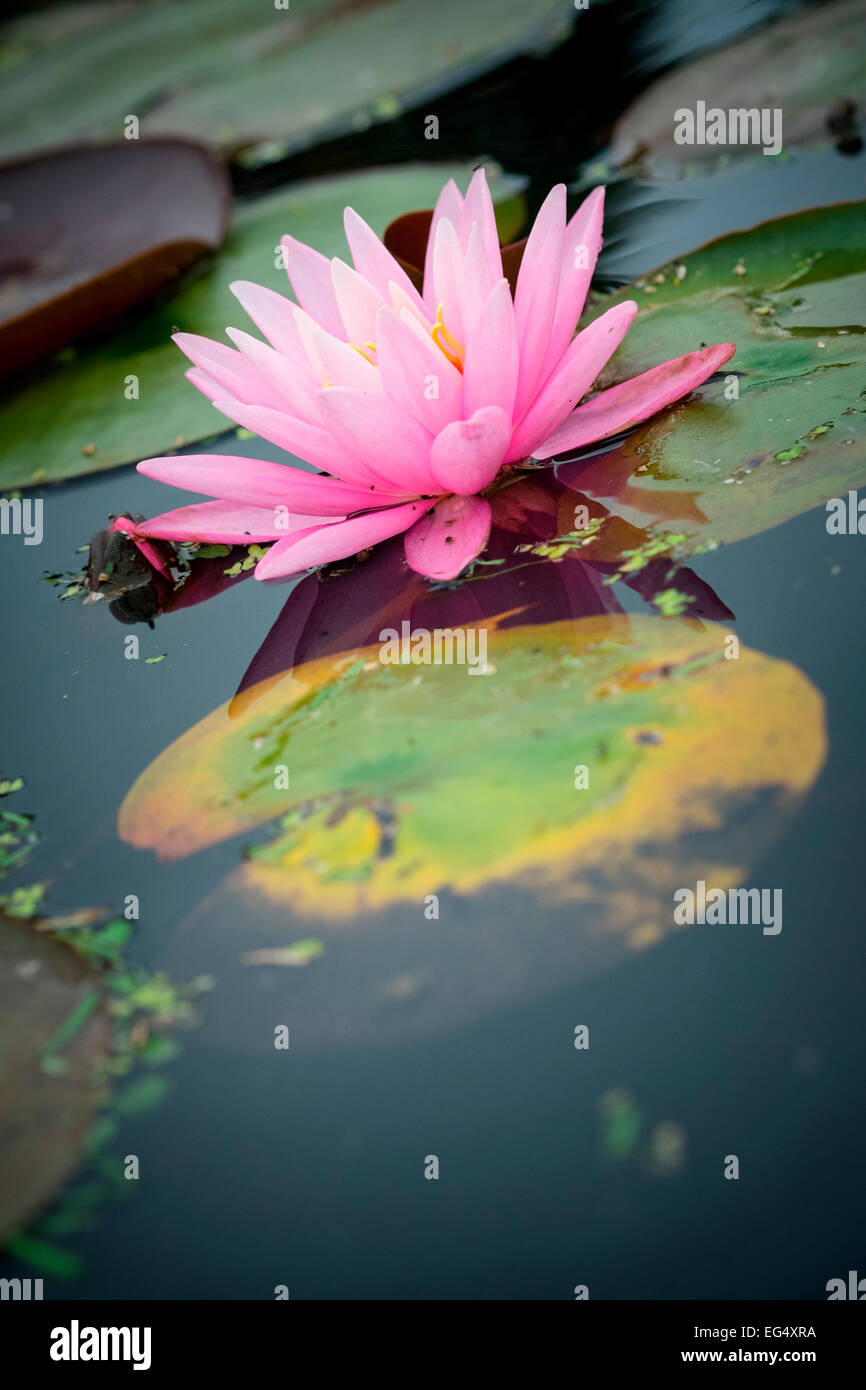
[347,342,377,365]
[431,302,465,372]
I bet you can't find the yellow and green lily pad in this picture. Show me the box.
[120,615,825,1046]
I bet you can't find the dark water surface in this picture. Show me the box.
[1,0,864,1299]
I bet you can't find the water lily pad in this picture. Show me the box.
[0,140,230,379]
[557,200,866,549]
[120,615,825,1046]
[611,0,866,173]
[0,0,573,167]
[0,162,500,490]
[0,913,110,1239]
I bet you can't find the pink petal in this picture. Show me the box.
[136,454,409,514]
[108,518,174,578]
[185,367,223,403]
[403,494,492,581]
[430,216,465,343]
[462,278,519,420]
[460,168,502,282]
[388,281,431,330]
[207,401,387,488]
[541,185,605,380]
[316,386,438,494]
[424,178,464,310]
[457,221,495,337]
[230,281,312,362]
[133,501,322,543]
[507,300,637,461]
[330,257,387,346]
[513,183,566,418]
[172,333,283,411]
[281,235,345,339]
[429,407,511,495]
[225,328,321,425]
[293,306,382,393]
[343,206,428,316]
[254,501,426,580]
[375,304,463,435]
[534,342,737,458]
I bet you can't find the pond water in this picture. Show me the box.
[1,0,864,1299]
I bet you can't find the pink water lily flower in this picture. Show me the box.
[132,170,734,582]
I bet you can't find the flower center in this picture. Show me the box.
[343,306,465,378]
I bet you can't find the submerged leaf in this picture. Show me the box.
[0,914,111,1240]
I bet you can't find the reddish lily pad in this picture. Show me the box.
[0,140,230,379]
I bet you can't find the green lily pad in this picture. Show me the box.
[120,616,825,1047]
[565,200,866,549]
[0,162,504,490]
[0,913,110,1240]
[611,0,866,173]
[0,0,573,167]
